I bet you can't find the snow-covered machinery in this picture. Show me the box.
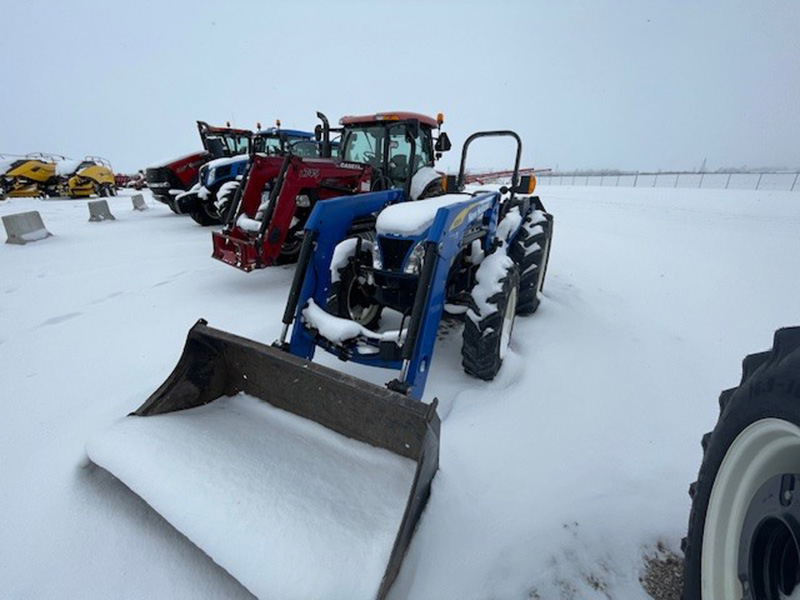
[86,321,439,600]
[175,125,321,226]
[211,111,452,271]
[683,326,800,600]
[145,121,252,215]
[55,156,116,197]
[277,131,554,400]
[1,153,62,197]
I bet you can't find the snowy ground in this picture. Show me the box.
[1,187,798,599]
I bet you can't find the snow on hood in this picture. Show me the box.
[376,193,473,236]
[204,154,250,171]
[147,151,206,170]
[56,159,83,177]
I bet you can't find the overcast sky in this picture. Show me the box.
[1,0,798,173]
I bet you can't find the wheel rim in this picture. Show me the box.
[702,419,800,599]
[499,286,518,360]
[345,272,378,326]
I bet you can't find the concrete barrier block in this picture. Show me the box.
[131,194,148,211]
[3,211,53,244]
[88,199,116,222]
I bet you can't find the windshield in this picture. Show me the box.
[206,133,250,158]
[341,123,434,184]
[253,134,316,156]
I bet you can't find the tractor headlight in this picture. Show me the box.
[403,241,426,275]
[295,194,311,208]
[206,168,216,185]
[372,244,383,270]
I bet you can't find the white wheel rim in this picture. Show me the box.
[499,286,517,360]
[702,418,800,598]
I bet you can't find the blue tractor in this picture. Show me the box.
[176,126,323,226]
[276,131,554,400]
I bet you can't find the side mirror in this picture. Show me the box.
[435,132,452,153]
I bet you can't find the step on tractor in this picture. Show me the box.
[683,326,800,600]
[175,124,323,226]
[276,131,554,400]
[55,156,116,197]
[1,153,62,198]
[211,111,452,271]
[145,120,252,214]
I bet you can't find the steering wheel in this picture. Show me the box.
[370,168,393,191]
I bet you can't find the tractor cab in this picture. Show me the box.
[332,112,451,191]
[253,127,317,157]
[197,121,252,159]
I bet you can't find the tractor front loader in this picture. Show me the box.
[212,111,451,272]
[86,321,439,600]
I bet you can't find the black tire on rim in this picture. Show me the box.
[508,207,553,315]
[188,204,221,226]
[326,235,382,330]
[461,260,520,380]
[683,326,800,600]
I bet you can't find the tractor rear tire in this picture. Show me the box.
[508,208,552,315]
[461,261,520,380]
[683,327,800,600]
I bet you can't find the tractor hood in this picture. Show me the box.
[375,193,472,236]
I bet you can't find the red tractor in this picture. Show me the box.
[212,111,451,271]
[145,121,251,213]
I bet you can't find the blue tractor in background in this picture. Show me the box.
[176,125,323,226]
[276,131,554,400]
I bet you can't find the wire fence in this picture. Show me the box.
[538,170,800,192]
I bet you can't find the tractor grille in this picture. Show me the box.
[379,237,414,271]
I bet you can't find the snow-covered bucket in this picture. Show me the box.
[85,321,440,600]
[88,199,116,222]
[3,211,53,244]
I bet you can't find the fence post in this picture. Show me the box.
[600,175,604,186]
[616,174,620,186]
[699,172,705,189]
[756,173,763,190]
[572,174,576,185]
[792,172,799,191]
[634,172,639,187]
[585,175,589,185]
[725,173,732,189]
[674,173,680,188]
[653,174,658,188]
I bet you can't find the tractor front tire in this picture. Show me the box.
[683,327,800,600]
[508,207,552,315]
[461,261,520,380]
[326,235,382,330]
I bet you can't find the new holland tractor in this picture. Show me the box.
[275,130,554,400]
[212,111,452,271]
[683,326,800,600]
[55,156,116,197]
[174,124,322,226]
[1,153,62,197]
[145,120,252,215]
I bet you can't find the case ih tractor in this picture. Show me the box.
[145,121,251,214]
[212,111,451,271]
[175,125,320,226]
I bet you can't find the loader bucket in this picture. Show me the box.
[86,320,439,600]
